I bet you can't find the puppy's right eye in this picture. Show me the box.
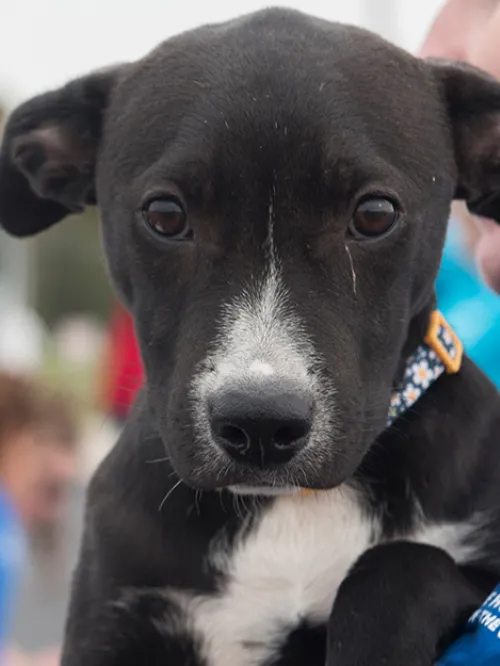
[142,198,191,240]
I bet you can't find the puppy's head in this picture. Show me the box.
[2,9,500,494]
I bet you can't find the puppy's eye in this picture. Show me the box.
[348,198,398,240]
[143,198,191,240]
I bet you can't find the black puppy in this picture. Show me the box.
[1,8,500,666]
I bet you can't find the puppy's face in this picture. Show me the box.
[2,9,500,493]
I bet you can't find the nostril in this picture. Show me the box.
[217,423,249,450]
[209,383,314,466]
[273,420,310,449]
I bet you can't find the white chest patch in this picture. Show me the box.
[163,491,486,666]
[173,487,376,666]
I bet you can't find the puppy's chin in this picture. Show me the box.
[169,427,369,493]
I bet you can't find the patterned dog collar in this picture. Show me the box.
[387,310,463,427]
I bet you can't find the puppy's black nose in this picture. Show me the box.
[210,382,313,466]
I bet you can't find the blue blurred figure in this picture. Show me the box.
[0,489,24,658]
[0,372,77,664]
[437,216,500,390]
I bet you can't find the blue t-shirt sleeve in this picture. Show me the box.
[0,495,24,650]
[0,551,15,649]
[437,586,500,665]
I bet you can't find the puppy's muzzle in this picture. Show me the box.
[209,380,314,467]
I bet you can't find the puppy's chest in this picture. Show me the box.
[173,489,376,666]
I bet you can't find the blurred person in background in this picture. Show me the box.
[420,0,500,293]
[420,0,500,389]
[0,373,78,665]
[0,377,26,657]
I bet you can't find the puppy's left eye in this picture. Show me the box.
[348,198,399,239]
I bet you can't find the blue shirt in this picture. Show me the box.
[436,221,500,389]
[0,488,24,655]
[438,586,500,665]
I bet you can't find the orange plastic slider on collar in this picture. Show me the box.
[424,310,463,374]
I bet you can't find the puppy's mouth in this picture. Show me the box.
[184,417,364,494]
[185,441,366,496]
[185,366,345,492]
[180,377,395,494]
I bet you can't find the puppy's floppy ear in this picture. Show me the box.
[0,66,123,237]
[431,60,500,223]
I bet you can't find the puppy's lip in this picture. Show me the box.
[189,452,355,491]
[227,484,306,496]
[225,475,335,494]
[191,470,346,494]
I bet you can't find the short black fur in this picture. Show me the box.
[2,8,500,666]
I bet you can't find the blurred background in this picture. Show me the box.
[1,1,499,664]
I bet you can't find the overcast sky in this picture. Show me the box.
[0,0,443,105]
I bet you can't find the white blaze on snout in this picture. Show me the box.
[248,360,275,376]
[197,183,314,393]
[190,190,337,456]
[191,266,319,409]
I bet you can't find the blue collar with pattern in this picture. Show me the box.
[387,310,463,427]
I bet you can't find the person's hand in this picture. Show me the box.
[419,0,500,293]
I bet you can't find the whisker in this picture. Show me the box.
[158,479,183,511]
[232,493,243,522]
